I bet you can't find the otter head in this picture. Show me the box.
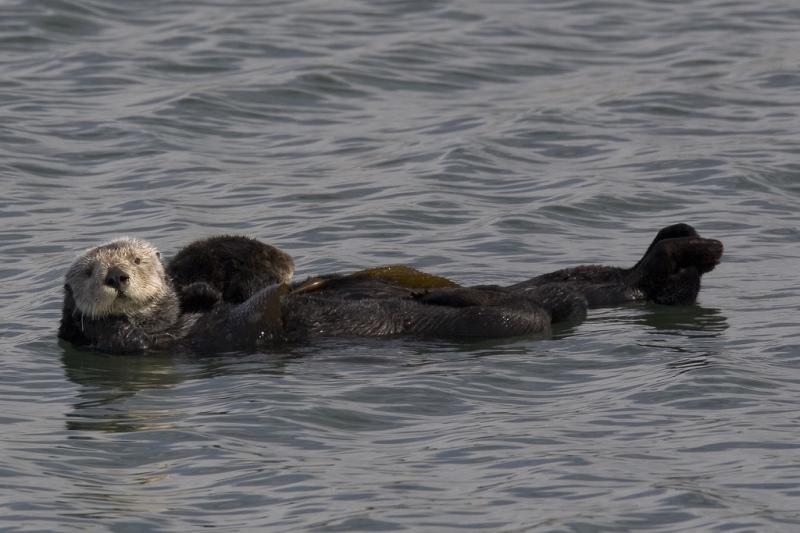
[65,238,171,319]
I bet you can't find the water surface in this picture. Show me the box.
[2,0,800,531]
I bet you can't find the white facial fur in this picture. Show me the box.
[65,238,168,318]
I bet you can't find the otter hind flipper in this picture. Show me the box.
[645,223,699,251]
[675,237,723,274]
[633,236,723,305]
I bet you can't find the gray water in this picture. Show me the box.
[2,0,800,531]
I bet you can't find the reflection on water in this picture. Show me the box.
[61,349,183,433]
[638,304,729,335]
[60,348,300,433]
[61,349,183,392]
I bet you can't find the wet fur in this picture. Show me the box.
[509,223,723,306]
[58,238,186,354]
[59,224,723,354]
[167,235,294,312]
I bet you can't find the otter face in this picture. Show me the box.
[65,238,169,318]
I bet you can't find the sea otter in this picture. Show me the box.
[58,224,723,355]
[166,235,294,312]
[58,237,185,353]
[57,237,287,354]
[57,238,572,353]
[170,223,722,310]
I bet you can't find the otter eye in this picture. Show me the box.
[84,267,93,278]
[134,257,141,265]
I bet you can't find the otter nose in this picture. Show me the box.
[104,267,130,290]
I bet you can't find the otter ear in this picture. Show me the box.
[156,251,161,259]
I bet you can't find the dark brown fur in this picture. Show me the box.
[167,235,294,312]
[59,224,723,355]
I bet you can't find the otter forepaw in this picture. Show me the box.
[179,282,223,313]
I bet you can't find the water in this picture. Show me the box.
[2,0,800,530]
